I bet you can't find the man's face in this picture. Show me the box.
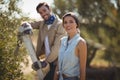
[38,5,51,20]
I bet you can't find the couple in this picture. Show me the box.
[21,2,87,80]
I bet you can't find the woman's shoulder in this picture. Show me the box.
[77,37,86,48]
[79,37,86,43]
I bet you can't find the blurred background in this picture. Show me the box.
[0,0,120,80]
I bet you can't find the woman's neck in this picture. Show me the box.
[68,31,77,40]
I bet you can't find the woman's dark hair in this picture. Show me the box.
[62,12,80,28]
[36,2,50,13]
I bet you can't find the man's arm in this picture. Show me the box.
[46,24,66,63]
[30,21,43,29]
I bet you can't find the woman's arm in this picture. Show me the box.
[53,61,59,80]
[77,40,87,80]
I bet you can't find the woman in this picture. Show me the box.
[54,12,87,80]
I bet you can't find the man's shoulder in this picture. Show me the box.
[61,36,68,41]
[55,14,62,22]
[53,15,62,27]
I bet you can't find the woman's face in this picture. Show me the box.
[38,5,51,20]
[63,16,77,34]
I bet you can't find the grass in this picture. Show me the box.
[24,71,35,80]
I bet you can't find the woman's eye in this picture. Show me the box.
[69,20,74,23]
[64,20,74,24]
[64,21,67,24]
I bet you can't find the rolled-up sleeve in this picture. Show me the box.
[30,21,42,29]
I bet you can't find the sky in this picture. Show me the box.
[20,0,117,20]
[20,0,53,19]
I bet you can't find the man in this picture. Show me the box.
[22,2,66,80]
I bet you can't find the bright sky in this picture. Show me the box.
[21,0,53,19]
[20,0,117,20]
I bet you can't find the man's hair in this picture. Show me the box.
[36,2,50,13]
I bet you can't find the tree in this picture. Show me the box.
[53,0,120,80]
[0,0,29,79]
[53,0,120,67]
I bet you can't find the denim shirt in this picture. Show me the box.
[58,34,81,80]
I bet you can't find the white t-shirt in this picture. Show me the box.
[44,25,51,57]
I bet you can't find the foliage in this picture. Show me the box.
[53,0,120,66]
[0,0,30,79]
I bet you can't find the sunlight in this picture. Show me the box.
[20,0,53,19]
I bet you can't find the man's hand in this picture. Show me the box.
[32,60,48,71]
[19,22,33,34]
